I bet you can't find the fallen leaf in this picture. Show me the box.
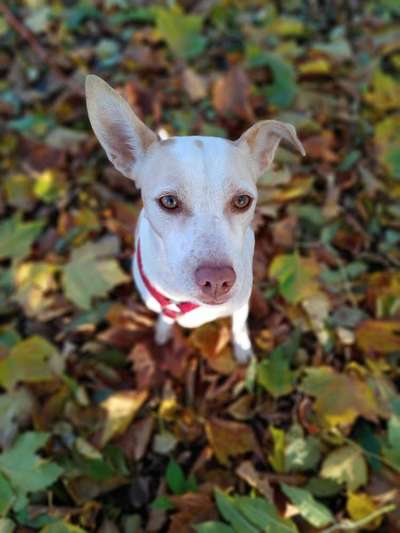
[205,418,257,465]
[155,5,206,60]
[281,483,334,527]
[364,70,400,112]
[182,68,208,102]
[321,445,367,491]
[0,214,44,262]
[0,336,64,391]
[99,390,148,447]
[13,261,58,317]
[212,65,254,121]
[269,253,321,304]
[356,320,400,354]
[300,366,382,428]
[169,492,216,532]
[0,432,63,511]
[236,461,273,501]
[374,115,400,180]
[63,240,129,309]
[346,492,382,530]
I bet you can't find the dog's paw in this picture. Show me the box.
[154,314,173,346]
[154,328,172,346]
[154,318,173,345]
[233,342,254,364]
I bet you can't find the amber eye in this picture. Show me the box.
[159,195,179,210]
[232,194,252,211]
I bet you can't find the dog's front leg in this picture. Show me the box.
[232,303,254,364]
[155,313,174,345]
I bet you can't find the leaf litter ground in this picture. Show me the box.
[0,1,400,532]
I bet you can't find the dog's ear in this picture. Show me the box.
[236,120,305,179]
[85,75,158,180]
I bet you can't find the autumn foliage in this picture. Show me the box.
[0,1,400,532]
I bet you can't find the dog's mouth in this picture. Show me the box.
[197,294,231,306]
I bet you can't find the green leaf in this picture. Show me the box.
[306,477,342,497]
[0,336,63,391]
[166,459,186,495]
[268,427,285,473]
[62,240,129,309]
[0,387,33,451]
[214,490,258,533]
[257,334,299,398]
[151,495,174,511]
[0,472,15,516]
[280,483,334,527]
[269,253,320,304]
[382,415,400,469]
[246,45,297,109]
[321,445,367,491]
[0,432,63,509]
[0,214,44,262]
[237,497,298,532]
[195,522,235,533]
[353,421,382,471]
[155,5,206,60]
[285,426,321,472]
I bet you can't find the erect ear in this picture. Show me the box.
[235,120,305,179]
[85,75,158,181]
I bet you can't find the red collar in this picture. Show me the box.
[135,239,199,320]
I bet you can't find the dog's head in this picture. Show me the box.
[86,75,304,306]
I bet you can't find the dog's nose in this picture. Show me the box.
[195,265,236,300]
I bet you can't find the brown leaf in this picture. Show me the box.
[190,321,230,358]
[356,320,400,354]
[236,460,274,501]
[129,342,159,390]
[116,415,154,461]
[182,67,208,102]
[272,215,298,248]
[212,65,254,121]
[205,417,258,465]
[168,492,217,533]
[302,131,338,162]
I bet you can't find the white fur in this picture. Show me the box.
[86,75,304,363]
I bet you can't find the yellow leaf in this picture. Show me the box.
[347,492,382,530]
[14,262,58,317]
[0,336,63,391]
[364,70,400,112]
[299,58,332,75]
[100,390,148,447]
[269,253,321,304]
[300,366,382,428]
[356,320,400,354]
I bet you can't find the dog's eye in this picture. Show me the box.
[159,195,179,210]
[232,194,252,211]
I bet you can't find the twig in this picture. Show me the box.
[322,504,395,532]
[0,3,83,96]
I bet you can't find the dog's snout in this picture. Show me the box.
[195,265,236,301]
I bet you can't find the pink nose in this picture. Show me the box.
[195,265,236,300]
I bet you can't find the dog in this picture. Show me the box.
[85,75,305,363]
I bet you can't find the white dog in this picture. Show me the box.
[86,75,305,363]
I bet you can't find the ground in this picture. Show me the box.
[0,1,400,532]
